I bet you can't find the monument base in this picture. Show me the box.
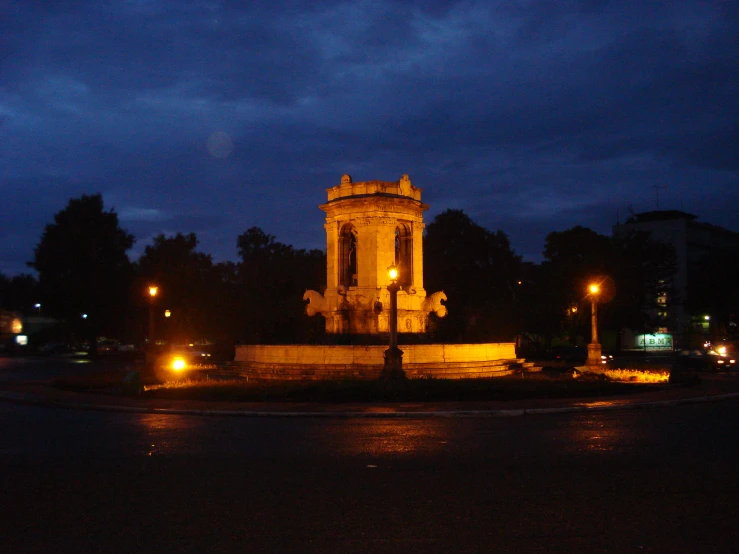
[382,346,405,379]
[584,342,604,371]
[231,343,536,381]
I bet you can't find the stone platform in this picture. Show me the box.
[231,343,538,381]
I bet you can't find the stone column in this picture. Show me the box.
[412,221,425,290]
[324,220,339,291]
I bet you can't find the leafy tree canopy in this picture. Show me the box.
[524,226,677,347]
[424,209,521,342]
[0,272,38,313]
[29,194,134,340]
[136,232,221,343]
[236,227,325,343]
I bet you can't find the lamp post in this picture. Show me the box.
[147,285,158,344]
[383,264,405,379]
[586,283,602,369]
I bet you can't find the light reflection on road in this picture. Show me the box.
[136,413,209,456]
[565,415,639,453]
[317,419,454,457]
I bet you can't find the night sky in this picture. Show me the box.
[2,1,737,276]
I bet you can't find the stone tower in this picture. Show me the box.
[304,174,447,334]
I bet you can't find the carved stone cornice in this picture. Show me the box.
[354,216,397,227]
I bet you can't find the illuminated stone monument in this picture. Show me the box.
[303,173,447,335]
[231,173,529,381]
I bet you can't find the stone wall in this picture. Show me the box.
[231,343,529,380]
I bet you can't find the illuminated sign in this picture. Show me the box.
[635,333,673,351]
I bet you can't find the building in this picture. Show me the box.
[613,210,739,348]
[303,173,447,335]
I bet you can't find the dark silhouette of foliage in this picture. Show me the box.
[0,272,39,313]
[687,250,739,340]
[424,209,522,342]
[135,233,229,344]
[28,194,134,347]
[236,227,325,343]
[521,226,677,349]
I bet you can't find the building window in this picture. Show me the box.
[394,224,412,287]
[339,224,358,287]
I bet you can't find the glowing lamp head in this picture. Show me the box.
[11,318,23,334]
[164,310,171,318]
[589,284,600,295]
[172,357,186,371]
[388,264,399,282]
[148,286,159,298]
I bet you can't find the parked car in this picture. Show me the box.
[676,348,737,372]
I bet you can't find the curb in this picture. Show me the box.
[1,390,739,418]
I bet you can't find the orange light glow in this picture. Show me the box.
[148,286,159,297]
[589,284,599,294]
[11,318,23,334]
[388,265,399,282]
[602,368,669,383]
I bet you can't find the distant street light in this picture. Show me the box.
[34,303,41,315]
[147,285,159,344]
[586,283,602,369]
[383,264,405,379]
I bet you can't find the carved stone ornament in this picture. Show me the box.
[399,173,412,196]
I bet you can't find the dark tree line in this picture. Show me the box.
[424,209,522,342]
[520,226,679,349]
[2,194,325,349]
[4,193,715,352]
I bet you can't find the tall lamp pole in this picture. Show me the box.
[148,285,158,344]
[586,283,602,369]
[383,265,405,379]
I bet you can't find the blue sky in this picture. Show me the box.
[2,0,737,275]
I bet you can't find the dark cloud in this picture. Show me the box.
[1,0,737,275]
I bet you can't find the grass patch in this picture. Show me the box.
[142,372,664,403]
[601,368,670,383]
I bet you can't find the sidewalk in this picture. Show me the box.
[2,373,739,418]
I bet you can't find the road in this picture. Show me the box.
[1,358,738,552]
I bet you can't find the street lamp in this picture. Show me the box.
[586,283,602,369]
[147,285,158,344]
[383,264,405,379]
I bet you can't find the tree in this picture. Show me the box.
[686,251,739,340]
[0,272,39,313]
[523,226,677,349]
[609,230,678,335]
[424,209,522,341]
[29,194,134,347]
[136,233,225,344]
[236,227,325,343]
